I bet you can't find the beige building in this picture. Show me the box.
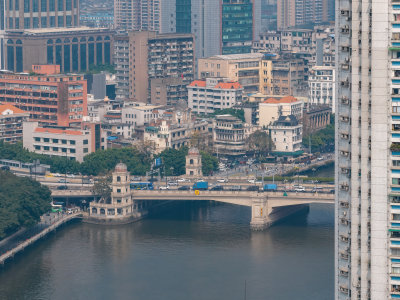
[186,147,202,177]
[198,53,264,96]
[128,31,194,103]
[258,96,304,127]
[212,114,251,156]
[0,104,29,143]
[269,115,302,154]
[23,122,107,162]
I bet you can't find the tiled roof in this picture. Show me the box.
[264,96,298,104]
[0,103,26,115]
[215,82,242,89]
[188,80,207,87]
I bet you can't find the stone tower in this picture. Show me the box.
[111,163,132,208]
[186,147,202,177]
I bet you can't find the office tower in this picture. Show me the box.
[335,1,394,299]
[1,0,79,30]
[128,31,194,103]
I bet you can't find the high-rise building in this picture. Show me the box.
[128,31,194,103]
[335,1,395,299]
[1,0,80,31]
[114,0,173,33]
[277,0,330,30]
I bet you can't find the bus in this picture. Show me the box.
[130,182,154,190]
[51,203,63,213]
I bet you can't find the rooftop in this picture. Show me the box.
[263,96,300,104]
[8,26,112,36]
[34,127,84,136]
[0,103,27,115]
[206,53,264,61]
[188,80,242,90]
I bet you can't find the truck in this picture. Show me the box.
[263,184,277,191]
[193,181,208,190]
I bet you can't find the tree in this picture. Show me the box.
[200,151,218,175]
[247,130,275,157]
[302,124,335,153]
[0,171,51,239]
[158,147,188,176]
[92,174,112,204]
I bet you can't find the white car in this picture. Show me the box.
[53,173,62,177]
[248,179,256,184]
[66,174,75,178]
[294,187,306,192]
[168,181,178,186]
[217,178,228,183]
[159,186,170,190]
[177,178,190,183]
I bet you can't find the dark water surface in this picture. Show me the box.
[0,202,334,300]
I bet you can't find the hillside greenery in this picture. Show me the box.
[0,171,51,239]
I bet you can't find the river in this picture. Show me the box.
[0,202,334,300]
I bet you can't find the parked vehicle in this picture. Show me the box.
[82,178,93,184]
[246,186,259,192]
[193,181,208,190]
[58,178,69,183]
[167,181,178,186]
[247,179,255,184]
[131,176,142,181]
[210,185,224,191]
[294,187,306,192]
[263,184,277,191]
[159,186,170,190]
[229,185,242,191]
[177,178,190,183]
[311,187,323,193]
[57,185,68,190]
[178,185,190,190]
[217,178,228,183]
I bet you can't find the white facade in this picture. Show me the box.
[23,122,107,162]
[187,78,243,114]
[121,105,162,127]
[308,66,336,112]
[269,115,302,153]
[258,96,304,127]
[335,1,393,299]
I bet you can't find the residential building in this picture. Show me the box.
[114,0,173,32]
[0,104,30,143]
[128,31,194,103]
[335,0,399,298]
[87,98,113,121]
[187,78,243,114]
[198,53,264,96]
[258,95,303,127]
[277,0,331,30]
[1,0,80,31]
[121,104,162,127]
[23,121,107,162]
[308,65,335,112]
[114,32,130,100]
[80,12,114,28]
[0,67,87,127]
[150,77,187,106]
[143,116,208,153]
[269,115,302,154]
[3,27,114,73]
[212,114,249,156]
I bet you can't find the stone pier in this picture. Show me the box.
[250,196,272,230]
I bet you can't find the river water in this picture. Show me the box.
[0,202,334,300]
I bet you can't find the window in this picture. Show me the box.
[34,145,40,150]
[83,148,88,153]
[44,138,49,142]
[70,149,76,153]
[24,0,29,12]
[70,140,75,145]
[34,137,40,142]
[62,139,67,144]
[83,139,88,144]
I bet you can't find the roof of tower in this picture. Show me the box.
[115,162,128,172]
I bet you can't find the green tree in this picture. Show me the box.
[200,151,218,175]
[247,130,275,157]
[0,171,51,239]
[158,147,188,176]
[91,174,112,204]
[303,124,335,153]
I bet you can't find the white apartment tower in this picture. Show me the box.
[335,0,394,298]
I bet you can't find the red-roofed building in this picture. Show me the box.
[187,78,243,114]
[0,67,87,128]
[23,122,107,162]
[0,104,30,143]
[259,95,303,127]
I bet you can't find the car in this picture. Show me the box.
[178,185,190,190]
[159,186,170,190]
[210,185,224,191]
[317,157,324,161]
[311,187,323,193]
[329,189,335,194]
[229,185,242,191]
[53,173,62,177]
[217,178,228,183]
[248,179,256,184]
[294,187,306,192]
[167,181,178,186]
[58,179,69,183]
[0,165,10,171]
[131,176,142,181]
[66,174,75,178]
[57,185,68,190]
[177,178,187,182]
[148,178,158,182]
